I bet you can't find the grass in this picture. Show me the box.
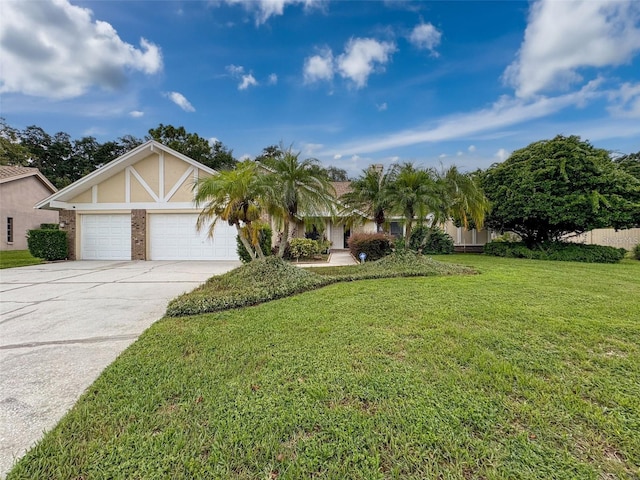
[0,250,42,269]
[166,252,473,317]
[8,255,640,479]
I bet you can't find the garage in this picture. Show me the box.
[81,214,131,260]
[148,213,239,260]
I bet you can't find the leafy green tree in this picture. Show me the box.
[385,163,440,240]
[194,161,266,261]
[260,150,336,257]
[255,144,284,164]
[340,165,393,232]
[0,119,30,165]
[326,166,349,182]
[482,135,640,247]
[614,152,640,181]
[435,165,490,230]
[147,124,236,170]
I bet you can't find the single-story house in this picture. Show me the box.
[1,166,58,251]
[36,140,239,261]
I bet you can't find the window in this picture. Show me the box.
[7,217,13,243]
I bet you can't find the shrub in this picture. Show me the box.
[39,223,59,230]
[27,229,67,261]
[633,243,640,261]
[484,241,626,263]
[289,238,323,260]
[236,224,272,263]
[408,226,454,254]
[348,232,393,261]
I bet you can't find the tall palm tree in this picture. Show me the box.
[385,162,440,241]
[339,165,392,232]
[261,150,336,257]
[436,166,490,230]
[193,161,266,260]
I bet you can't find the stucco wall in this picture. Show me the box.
[1,177,58,250]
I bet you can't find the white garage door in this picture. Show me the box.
[149,214,239,260]
[81,214,131,260]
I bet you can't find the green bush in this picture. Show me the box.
[633,243,640,260]
[39,223,59,230]
[348,232,393,261]
[408,226,454,254]
[236,224,272,263]
[289,238,322,260]
[484,241,627,263]
[27,229,67,261]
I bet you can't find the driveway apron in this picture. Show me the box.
[0,260,239,477]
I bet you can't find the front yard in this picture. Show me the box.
[7,255,640,479]
[0,250,42,269]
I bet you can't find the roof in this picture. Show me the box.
[36,140,217,210]
[331,181,352,198]
[0,165,57,192]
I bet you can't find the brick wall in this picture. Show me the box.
[131,209,146,260]
[60,210,76,260]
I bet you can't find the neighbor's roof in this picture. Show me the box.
[331,181,352,198]
[0,165,57,192]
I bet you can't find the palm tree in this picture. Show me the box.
[261,150,336,257]
[339,165,392,232]
[193,161,266,260]
[385,162,440,241]
[436,166,490,230]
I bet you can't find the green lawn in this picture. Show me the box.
[8,255,640,479]
[0,250,42,269]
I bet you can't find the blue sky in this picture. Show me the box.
[1,0,639,176]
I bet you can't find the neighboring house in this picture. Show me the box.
[563,228,640,250]
[36,141,239,261]
[0,166,58,251]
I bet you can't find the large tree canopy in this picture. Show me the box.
[147,124,236,171]
[482,135,640,246]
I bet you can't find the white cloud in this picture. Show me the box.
[0,0,162,99]
[324,79,604,156]
[239,154,252,161]
[303,143,324,155]
[495,149,509,161]
[129,110,144,118]
[304,48,334,84]
[457,151,463,156]
[377,102,388,111]
[504,0,640,98]
[408,22,442,55]
[337,38,396,88]
[439,153,447,159]
[268,73,278,85]
[238,74,258,90]
[220,0,324,25]
[333,154,342,160]
[165,91,195,112]
[226,64,245,75]
[608,82,640,118]
[209,137,220,145]
[468,145,476,152]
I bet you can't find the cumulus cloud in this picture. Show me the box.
[165,91,195,112]
[333,154,342,160]
[377,102,388,111]
[220,0,324,25]
[337,38,396,88]
[408,22,442,55]
[608,82,640,118]
[0,0,162,99]
[268,73,278,85]
[504,0,640,98]
[226,64,245,76]
[129,110,144,118]
[304,48,334,84]
[239,74,258,90]
[468,145,476,152]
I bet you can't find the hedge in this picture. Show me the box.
[347,232,393,261]
[484,241,627,263]
[408,226,454,254]
[27,229,68,261]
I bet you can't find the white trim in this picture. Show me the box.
[91,185,98,204]
[165,166,194,202]
[125,167,131,203]
[49,201,197,211]
[129,166,160,202]
[159,151,165,200]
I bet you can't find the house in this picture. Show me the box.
[1,166,58,251]
[36,141,239,261]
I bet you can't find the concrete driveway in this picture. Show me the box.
[0,260,239,477]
